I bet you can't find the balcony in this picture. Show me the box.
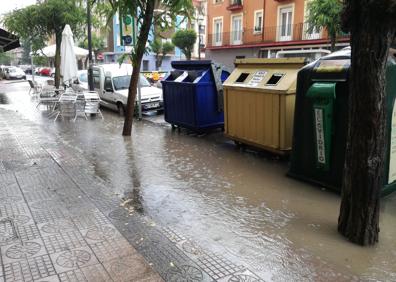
[227,0,243,11]
[207,22,349,48]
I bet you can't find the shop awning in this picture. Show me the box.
[0,28,20,52]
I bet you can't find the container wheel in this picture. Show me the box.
[171,124,176,130]
[234,140,243,148]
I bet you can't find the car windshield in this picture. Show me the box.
[79,72,88,83]
[112,74,151,90]
[9,68,16,73]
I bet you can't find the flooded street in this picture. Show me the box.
[1,79,396,281]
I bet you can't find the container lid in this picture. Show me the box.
[235,58,307,66]
[171,60,213,70]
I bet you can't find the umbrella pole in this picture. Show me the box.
[30,45,35,83]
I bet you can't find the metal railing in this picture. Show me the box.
[230,0,242,5]
[207,22,349,48]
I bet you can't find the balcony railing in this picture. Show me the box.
[227,0,243,11]
[207,23,349,48]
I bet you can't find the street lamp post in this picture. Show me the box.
[87,0,94,91]
[198,24,201,60]
[198,16,204,60]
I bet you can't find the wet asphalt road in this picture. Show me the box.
[1,78,396,281]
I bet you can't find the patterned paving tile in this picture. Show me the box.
[197,253,245,281]
[103,254,158,282]
[3,254,56,282]
[71,210,111,230]
[50,247,99,274]
[217,270,264,282]
[58,264,112,282]
[2,157,57,172]
[90,237,138,263]
[1,239,47,265]
[24,190,58,202]
[162,227,188,244]
[31,208,69,224]
[15,224,41,242]
[0,217,18,246]
[38,220,77,235]
[80,224,122,245]
[0,202,30,218]
[42,230,87,254]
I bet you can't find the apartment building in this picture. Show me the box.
[206,0,349,69]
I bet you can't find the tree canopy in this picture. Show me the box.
[3,0,86,86]
[150,37,174,69]
[306,0,343,51]
[105,0,194,136]
[172,29,197,60]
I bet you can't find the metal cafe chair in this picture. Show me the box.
[83,91,103,120]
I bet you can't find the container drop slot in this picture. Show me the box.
[167,70,184,81]
[266,73,284,85]
[183,71,203,83]
[235,73,250,83]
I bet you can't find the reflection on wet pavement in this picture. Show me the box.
[1,79,396,281]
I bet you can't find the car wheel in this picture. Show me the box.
[117,103,125,116]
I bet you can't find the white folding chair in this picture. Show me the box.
[84,91,104,119]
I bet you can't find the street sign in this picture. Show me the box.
[124,15,132,25]
[123,35,133,45]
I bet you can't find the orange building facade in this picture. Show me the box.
[206,0,349,69]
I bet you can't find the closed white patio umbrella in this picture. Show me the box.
[60,25,78,86]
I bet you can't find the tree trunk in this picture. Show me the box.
[338,0,395,246]
[122,0,155,136]
[155,53,161,70]
[158,55,163,70]
[330,32,336,52]
[54,33,61,88]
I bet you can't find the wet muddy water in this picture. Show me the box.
[1,80,396,281]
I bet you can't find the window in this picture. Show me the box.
[104,77,113,91]
[213,18,223,46]
[254,10,263,33]
[279,7,293,41]
[92,70,100,89]
[231,14,243,45]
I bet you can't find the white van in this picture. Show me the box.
[92,64,163,115]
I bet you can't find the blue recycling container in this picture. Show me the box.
[161,60,230,131]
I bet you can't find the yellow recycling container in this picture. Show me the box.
[223,58,306,155]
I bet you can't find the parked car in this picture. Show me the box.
[72,70,89,92]
[92,64,163,115]
[0,66,11,79]
[5,67,27,80]
[40,67,51,76]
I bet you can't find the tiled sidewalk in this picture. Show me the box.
[0,108,264,282]
[0,110,163,281]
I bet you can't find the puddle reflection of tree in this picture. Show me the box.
[122,139,144,214]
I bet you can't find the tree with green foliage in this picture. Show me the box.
[150,37,174,69]
[306,0,342,51]
[0,52,11,65]
[79,33,106,61]
[3,0,86,87]
[172,29,197,60]
[105,0,194,136]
